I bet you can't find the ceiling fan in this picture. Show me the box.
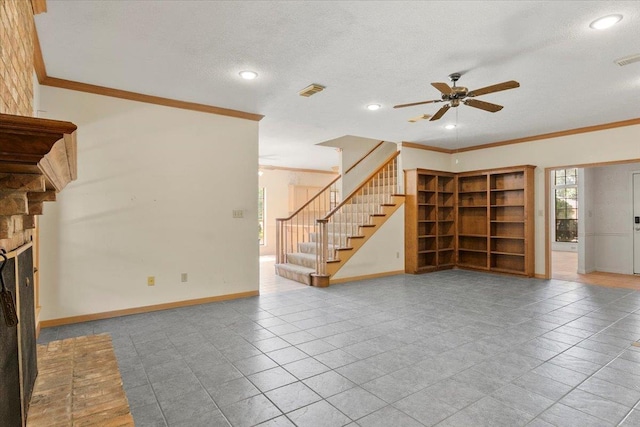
[394,73,520,121]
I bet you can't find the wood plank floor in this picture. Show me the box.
[552,250,640,290]
[27,334,133,427]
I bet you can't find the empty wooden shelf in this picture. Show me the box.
[405,165,535,277]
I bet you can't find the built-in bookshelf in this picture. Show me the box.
[405,165,535,277]
[405,169,456,273]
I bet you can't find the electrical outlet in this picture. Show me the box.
[181,273,188,283]
[396,251,400,259]
[232,209,244,218]
[147,276,155,286]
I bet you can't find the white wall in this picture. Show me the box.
[399,145,451,172]
[258,169,337,256]
[578,168,596,273]
[331,205,404,280]
[38,86,259,320]
[591,162,640,274]
[341,141,397,196]
[336,136,380,173]
[450,124,640,276]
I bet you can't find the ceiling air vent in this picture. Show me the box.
[299,84,325,97]
[614,53,640,66]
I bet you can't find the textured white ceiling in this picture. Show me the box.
[35,1,640,171]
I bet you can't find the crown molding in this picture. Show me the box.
[401,118,640,154]
[456,118,640,153]
[40,76,264,121]
[400,142,453,154]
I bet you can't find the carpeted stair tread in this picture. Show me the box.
[274,263,314,285]
[286,252,317,269]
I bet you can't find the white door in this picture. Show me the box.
[634,173,640,274]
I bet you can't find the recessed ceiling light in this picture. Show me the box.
[367,104,381,111]
[445,124,456,130]
[239,70,258,80]
[589,14,622,30]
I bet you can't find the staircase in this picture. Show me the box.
[275,150,404,286]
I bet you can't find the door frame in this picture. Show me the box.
[632,171,640,275]
[544,158,640,279]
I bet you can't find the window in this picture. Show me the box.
[554,168,578,242]
[258,187,265,245]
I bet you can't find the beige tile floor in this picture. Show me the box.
[37,269,640,426]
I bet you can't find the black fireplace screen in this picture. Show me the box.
[0,256,22,427]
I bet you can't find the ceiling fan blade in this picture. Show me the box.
[431,82,453,95]
[468,80,519,97]
[393,99,441,109]
[464,99,503,112]
[429,105,450,121]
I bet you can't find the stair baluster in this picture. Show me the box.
[275,144,401,287]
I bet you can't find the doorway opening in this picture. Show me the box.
[547,160,640,289]
[550,168,578,281]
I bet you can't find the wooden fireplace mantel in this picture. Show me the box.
[0,113,77,240]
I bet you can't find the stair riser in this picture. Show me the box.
[326,224,361,235]
[359,185,397,194]
[351,195,395,204]
[286,253,317,269]
[309,233,350,246]
[298,242,338,254]
[335,205,381,214]
[274,265,312,285]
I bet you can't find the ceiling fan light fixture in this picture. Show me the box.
[239,70,258,80]
[589,14,622,30]
[445,124,456,130]
[367,104,381,111]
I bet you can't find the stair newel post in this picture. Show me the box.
[310,218,330,287]
[317,219,328,275]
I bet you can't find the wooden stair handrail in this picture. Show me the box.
[323,151,400,219]
[343,141,385,175]
[275,174,341,222]
[275,141,389,222]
